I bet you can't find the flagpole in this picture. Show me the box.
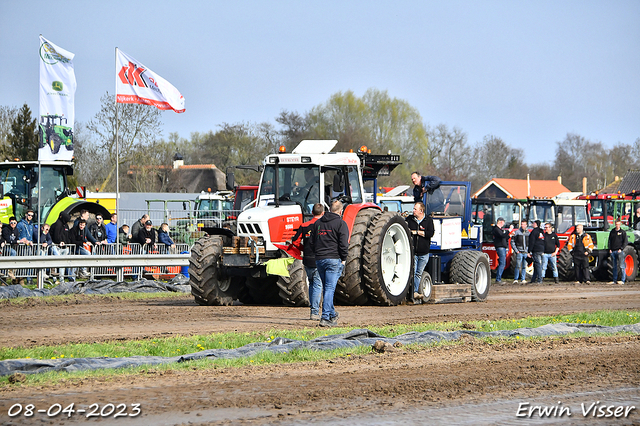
[115,47,120,234]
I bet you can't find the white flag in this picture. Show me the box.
[115,49,185,113]
[38,36,76,161]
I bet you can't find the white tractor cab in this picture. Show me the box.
[193,190,234,229]
[377,185,414,214]
[189,140,417,307]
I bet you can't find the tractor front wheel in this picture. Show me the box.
[190,235,239,306]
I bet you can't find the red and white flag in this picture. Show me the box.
[115,49,185,113]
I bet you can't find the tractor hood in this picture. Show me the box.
[237,204,303,251]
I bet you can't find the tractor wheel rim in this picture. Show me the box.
[625,255,634,277]
[475,262,488,294]
[381,222,412,296]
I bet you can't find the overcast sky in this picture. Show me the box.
[1,1,638,165]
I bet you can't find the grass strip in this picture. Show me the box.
[1,310,638,387]
[1,310,637,362]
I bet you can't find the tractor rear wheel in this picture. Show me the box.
[336,208,378,305]
[450,250,491,301]
[190,235,239,306]
[276,259,309,306]
[606,245,638,282]
[557,246,575,282]
[362,211,413,306]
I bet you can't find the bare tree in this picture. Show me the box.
[86,92,163,192]
[0,105,18,158]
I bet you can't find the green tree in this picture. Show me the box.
[306,88,428,185]
[85,92,163,192]
[7,103,38,161]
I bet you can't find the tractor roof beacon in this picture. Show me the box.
[189,140,490,308]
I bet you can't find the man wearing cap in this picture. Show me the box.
[137,220,157,252]
[492,217,513,283]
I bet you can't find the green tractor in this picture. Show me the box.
[581,197,640,281]
[38,115,74,155]
[0,161,110,226]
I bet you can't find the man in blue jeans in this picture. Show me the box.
[528,220,545,283]
[290,203,324,320]
[510,219,529,284]
[310,200,349,327]
[608,219,628,285]
[406,201,434,300]
[492,217,513,283]
[541,222,560,283]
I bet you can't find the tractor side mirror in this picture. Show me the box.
[226,171,235,191]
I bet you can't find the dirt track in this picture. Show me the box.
[1,282,639,425]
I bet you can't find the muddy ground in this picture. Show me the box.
[1,282,639,425]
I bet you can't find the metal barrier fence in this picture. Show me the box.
[0,243,190,287]
[117,208,243,244]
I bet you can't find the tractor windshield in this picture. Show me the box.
[259,164,362,214]
[196,199,233,218]
[425,184,467,217]
[0,165,65,221]
[471,200,521,242]
[528,201,555,226]
[259,165,321,213]
[555,204,590,234]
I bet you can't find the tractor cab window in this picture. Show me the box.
[427,184,466,217]
[529,202,554,226]
[347,166,362,203]
[259,165,320,214]
[323,166,359,208]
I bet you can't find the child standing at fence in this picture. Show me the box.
[118,225,131,245]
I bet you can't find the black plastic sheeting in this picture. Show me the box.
[0,275,190,299]
[1,322,639,377]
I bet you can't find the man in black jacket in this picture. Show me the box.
[608,219,628,284]
[492,217,513,283]
[411,172,441,203]
[541,223,560,283]
[50,212,72,280]
[290,203,324,320]
[69,219,95,279]
[406,202,435,300]
[310,200,349,327]
[137,220,157,253]
[528,220,545,283]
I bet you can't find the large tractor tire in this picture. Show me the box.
[605,245,638,282]
[449,250,491,301]
[557,246,575,282]
[276,259,310,306]
[246,275,282,305]
[362,211,413,306]
[190,235,240,306]
[335,208,379,305]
